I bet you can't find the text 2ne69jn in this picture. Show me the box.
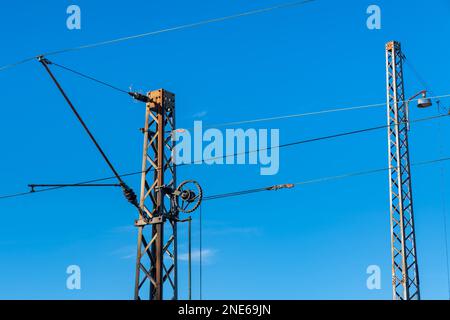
[223,304,271,317]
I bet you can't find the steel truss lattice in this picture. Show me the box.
[134,89,178,300]
[386,41,420,300]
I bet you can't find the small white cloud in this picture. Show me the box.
[206,227,262,236]
[179,249,216,263]
[111,245,135,260]
[120,252,135,260]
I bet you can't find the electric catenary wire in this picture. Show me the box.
[437,102,450,299]
[0,56,36,73]
[403,54,434,95]
[0,114,448,201]
[33,60,450,130]
[39,58,151,102]
[39,57,450,133]
[203,156,450,201]
[41,58,450,127]
[50,60,130,95]
[185,113,450,166]
[403,57,450,298]
[204,93,450,128]
[3,155,450,202]
[0,0,316,73]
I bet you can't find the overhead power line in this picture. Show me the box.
[203,156,450,201]
[39,57,140,208]
[39,58,123,180]
[28,183,121,191]
[403,55,434,95]
[38,60,450,130]
[42,0,316,56]
[186,113,449,165]
[204,184,295,201]
[436,102,450,300]
[205,103,386,128]
[0,0,316,73]
[404,54,450,297]
[40,58,151,102]
[0,56,36,73]
[49,60,130,95]
[0,190,37,200]
[204,93,450,128]
[0,113,448,201]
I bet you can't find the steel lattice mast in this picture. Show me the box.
[134,89,178,300]
[385,41,420,300]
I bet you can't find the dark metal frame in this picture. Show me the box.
[385,41,420,300]
[134,89,178,300]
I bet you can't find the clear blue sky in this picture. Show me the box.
[1,0,450,300]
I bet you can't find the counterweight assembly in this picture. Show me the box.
[385,41,421,300]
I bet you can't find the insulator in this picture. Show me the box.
[121,183,138,207]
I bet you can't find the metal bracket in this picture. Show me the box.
[155,185,174,195]
[134,216,164,227]
[139,128,156,136]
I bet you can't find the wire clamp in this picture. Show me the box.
[129,92,152,103]
[37,55,52,65]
